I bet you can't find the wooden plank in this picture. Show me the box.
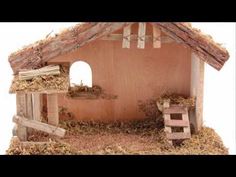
[47,93,59,126]
[153,26,161,48]
[32,93,41,121]
[137,23,146,49]
[101,34,176,43]
[165,119,189,127]
[166,132,191,140]
[163,106,187,114]
[190,53,205,132]
[13,115,65,137]
[19,65,60,81]
[16,93,27,141]
[122,25,131,48]
[26,94,33,119]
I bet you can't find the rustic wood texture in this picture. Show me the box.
[13,115,65,137]
[26,94,33,120]
[153,26,161,48]
[122,25,131,48]
[190,53,204,132]
[182,111,191,135]
[9,23,133,74]
[165,119,189,127]
[16,93,27,141]
[47,94,59,126]
[166,132,191,140]
[137,23,146,49]
[151,23,229,70]
[163,106,187,114]
[19,65,60,80]
[32,93,41,121]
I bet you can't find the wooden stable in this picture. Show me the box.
[8,22,229,141]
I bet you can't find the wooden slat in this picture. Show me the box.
[163,106,187,114]
[166,132,191,140]
[26,94,33,119]
[13,115,65,137]
[16,93,27,141]
[122,25,131,48]
[137,23,146,49]
[32,93,41,121]
[153,26,161,48]
[47,93,59,126]
[165,119,189,127]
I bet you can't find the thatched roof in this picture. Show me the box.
[8,22,229,73]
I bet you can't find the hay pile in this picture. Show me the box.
[7,118,228,155]
[67,85,102,98]
[67,84,117,100]
[6,136,76,155]
[156,93,195,112]
[9,65,69,93]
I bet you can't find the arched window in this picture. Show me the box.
[69,61,92,87]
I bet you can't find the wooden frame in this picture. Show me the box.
[190,53,205,132]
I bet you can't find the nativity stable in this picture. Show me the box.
[8,23,229,145]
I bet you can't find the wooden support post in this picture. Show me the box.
[190,53,205,132]
[47,93,59,126]
[153,26,161,48]
[137,22,146,49]
[32,93,41,121]
[16,93,27,141]
[122,25,131,48]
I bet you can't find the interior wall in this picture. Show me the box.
[49,23,191,121]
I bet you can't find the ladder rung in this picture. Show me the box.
[165,119,189,127]
[166,132,191,140]
[163,106,187,114]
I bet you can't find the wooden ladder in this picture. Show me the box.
[162,100,191,145]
